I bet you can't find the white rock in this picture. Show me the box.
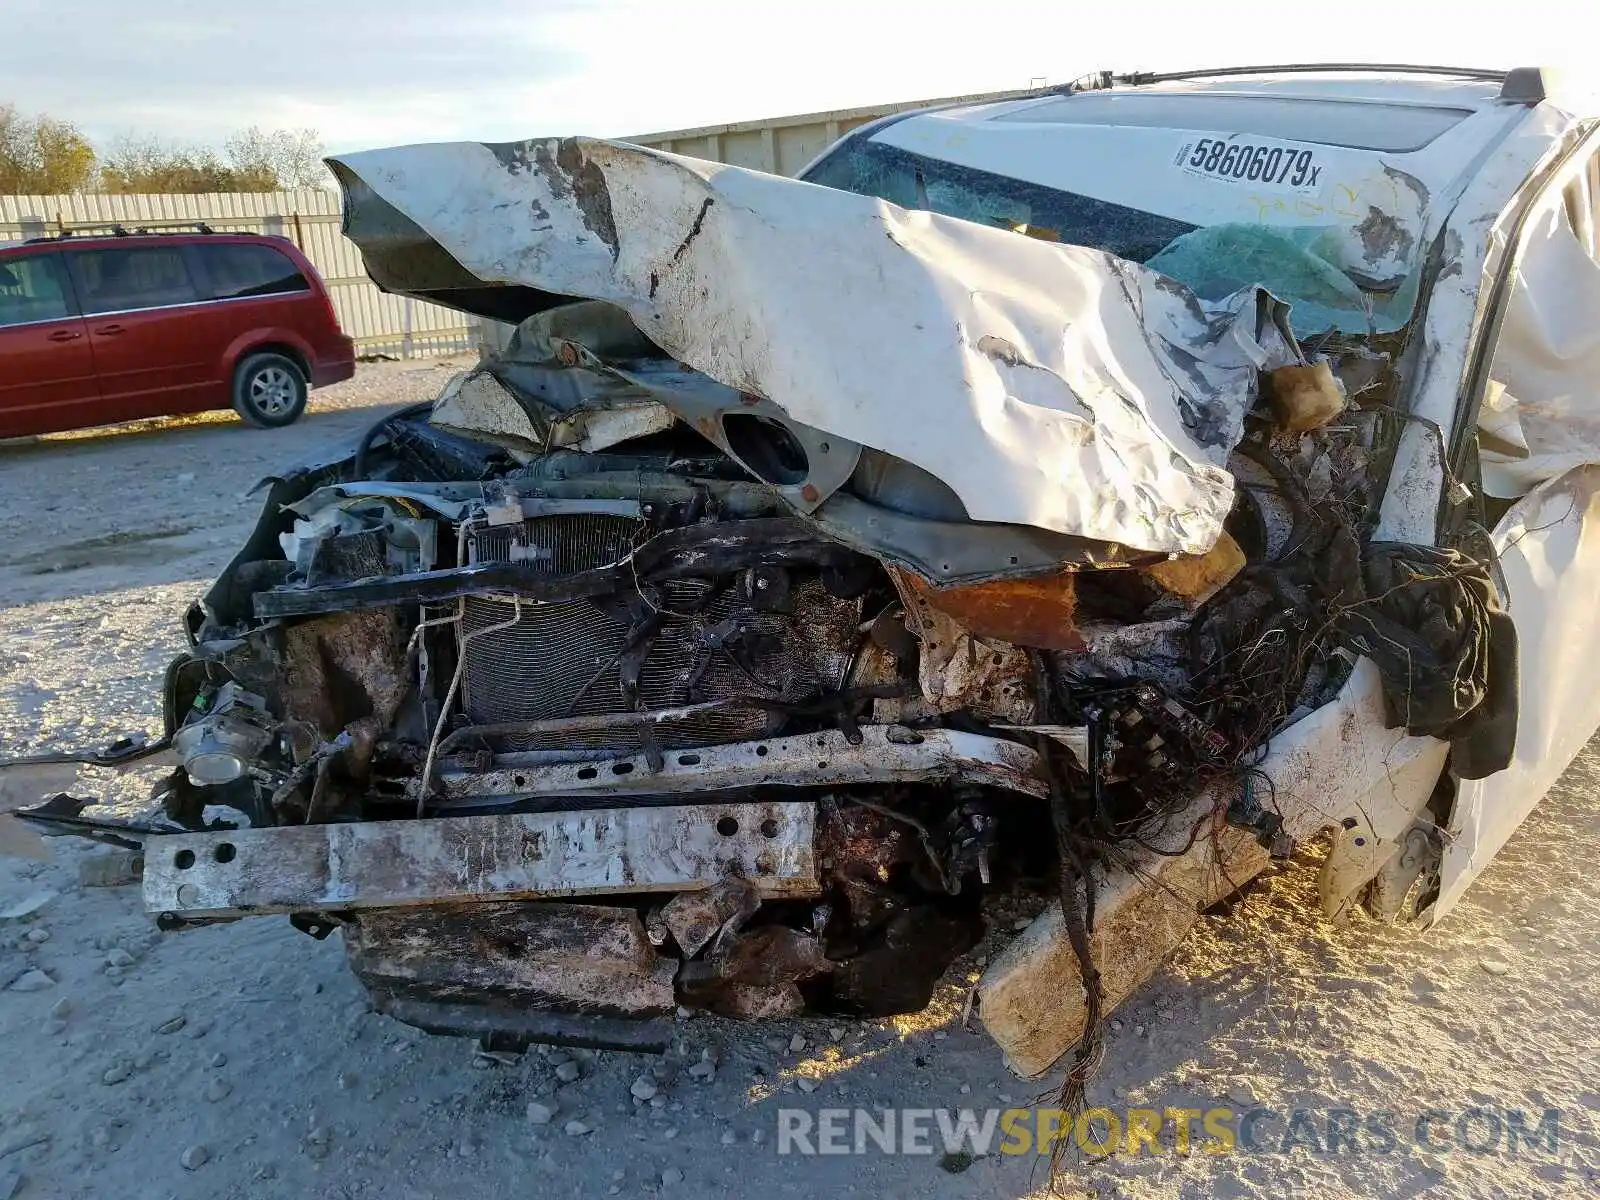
[180,1144,210,1170]
[555,1060,581,1083]
[797,1078,818,1094]
[789,1034,807,1052]
[526,1102,556,1125]
[105,948,134,968]
[662,1167,684,1186]
[630,1077,658,1102]
[24,928,49,944]
[563,1120,592,1137]
[1,892,56,921]
[829,1027,845,1041]
[720,1130,737,1146]
[9,970,54,993]
[154,1013,187,1034]
[687,1060,715,1081]
[101,1063,132,1086]
[1480,959,1512,976]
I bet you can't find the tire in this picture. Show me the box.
[231,352,308,428]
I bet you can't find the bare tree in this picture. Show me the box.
[0,106,330,194]
[0,103,97,193]
[226,126,329,190]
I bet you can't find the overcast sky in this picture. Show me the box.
[5,0,1595,154]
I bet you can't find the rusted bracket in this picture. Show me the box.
[143,800,818,921]
[426,725,1048,805]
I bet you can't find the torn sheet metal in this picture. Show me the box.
[1479,185,1600,497]
[978,657,1446,1076]
[432,363,677,459]
[330,137,1303,555]
[896,565,1085,652]
[142,801,819,919]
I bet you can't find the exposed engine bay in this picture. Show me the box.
[5,136,1520,1082]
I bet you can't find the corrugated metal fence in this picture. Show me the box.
[0,190,475,358]
[628,87,1029,174]
[1,88,1027,358]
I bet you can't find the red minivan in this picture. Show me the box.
[0,226,356,438]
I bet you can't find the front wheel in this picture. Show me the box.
[231,352,308,428]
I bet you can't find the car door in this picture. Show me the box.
[1428,140,1600,919]
[64,243,213,421]
[0,250,100,438]
[186,238,316,377]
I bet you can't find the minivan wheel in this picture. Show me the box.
[232,352,308,428]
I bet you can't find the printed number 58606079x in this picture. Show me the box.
[1182,139,1322,190]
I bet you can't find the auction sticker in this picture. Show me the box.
[1172,136,1325,193]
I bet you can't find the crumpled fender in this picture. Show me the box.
[329,136,1302,556]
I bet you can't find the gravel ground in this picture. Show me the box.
[1,363,1597,1199]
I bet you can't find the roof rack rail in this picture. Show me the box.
[1058,63,1511,95]
[25,219,217,244]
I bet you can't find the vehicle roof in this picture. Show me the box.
[839,65,1579,251]
[0,230,298,256]
[955,70,1513,118]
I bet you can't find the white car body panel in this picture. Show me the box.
[1427,463,1600,921]
[330,138,1301,556]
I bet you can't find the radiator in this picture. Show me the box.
[459,514,860,752]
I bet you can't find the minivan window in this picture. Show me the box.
[196,242,310,300]
[72,246,199,315]
[0,254,73,328]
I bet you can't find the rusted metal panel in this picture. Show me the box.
[142,801,819,920]
[347,901,677,1019]
[896,565,1085,651]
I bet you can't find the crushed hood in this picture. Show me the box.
[329,137,1303,555]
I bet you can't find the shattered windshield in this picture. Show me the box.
[802,137,1196,263]
[806,140,1196,264]
[804,135,1421,338]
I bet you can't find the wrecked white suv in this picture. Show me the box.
[8,65,1600,1082]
